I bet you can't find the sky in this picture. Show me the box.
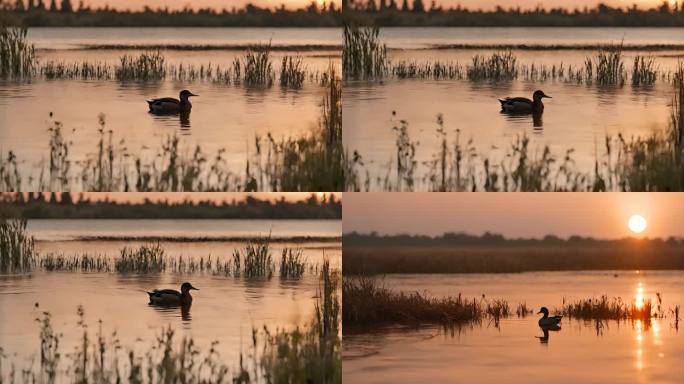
[343,193,684,239]
[25,192,340,204]
[432,0,678,10]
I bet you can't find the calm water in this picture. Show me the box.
[343,271,684,383]
[0,28,341,184]
[344,27,683,189]
[0,219,341,373]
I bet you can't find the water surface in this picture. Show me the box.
[343,271,684,383]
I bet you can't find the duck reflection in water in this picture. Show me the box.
[180,111,191,130]
[536,324,561,344]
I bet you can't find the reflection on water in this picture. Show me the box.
[343,271,684,383]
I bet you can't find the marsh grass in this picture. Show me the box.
[115,51,166,81]
[343,277,510,327]
[280,55,306,88]
[279,248,306,279]
[0,25,35,78]
[466,51,518,81]
[0,217,35,273]
[560,296,654,322]
[343,25,388,79]
[253,66,343,191]
[242,43,275,87]
[115,243,167,273]
[632,55,657,86]
[232,240,275,278]
[586,43,626,86]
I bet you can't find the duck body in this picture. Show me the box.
[499,90,551,114]
[537,306,562,327]
[147,90,197,114]
[147,282,198,306]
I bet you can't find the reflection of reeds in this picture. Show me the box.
[0,217,36,273]
[343,25,388,79]
[0,25,35,78]
[343,277,509,326]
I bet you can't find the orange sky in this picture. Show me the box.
[41,192,340,203]
[72,0,336,11]
[343,193,684,239]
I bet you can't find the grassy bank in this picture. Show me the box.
[343,244,684,275]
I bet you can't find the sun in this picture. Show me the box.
[628,214,647,234]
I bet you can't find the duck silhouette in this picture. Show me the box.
[499,90,551,114]
[147,282,199,306]
[537,306,562,326]
[147,90,198,114]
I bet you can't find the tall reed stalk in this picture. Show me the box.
[0,25,36,78]
[0,217,36,273]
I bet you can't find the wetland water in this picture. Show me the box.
[0,218,341,372]
[0,27,341,182]
[343,27,683,189]
[343,271,684,383]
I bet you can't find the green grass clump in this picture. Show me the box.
[0,25,35,78]
[632,55,657,86]
[242,43,275,87]
[115,51,166,81]
[280,55,306,88]
[0,217,35,273]
[114,243,167,273]
[343,25,388,79]
[279,248,306,278]
[466,51,518,81]
[232,240,274,278]
[343,277,509,326]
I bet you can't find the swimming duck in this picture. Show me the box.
[499,90,551,114]
[147,282,199,306]
[537,307,562,327]
[147,90,198,114]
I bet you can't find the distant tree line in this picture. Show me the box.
[0,193,342,219]
[0,0,342,27]
[344,231,684,247]
[344,1,684,27]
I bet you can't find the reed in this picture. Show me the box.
[114,51,166,81]
[280,55,306,88]
[0,217,36,273]
[114,243,167,273]
[279,248,306,278]
[631,55,657,86]
[589,43,626,86]
[342,25,388,79]
[560,295,653,321]
[242,43,275,87]
[0,25,35,78]
[232,240,275,278]
[466,51,518,81]
[343,277,509,326]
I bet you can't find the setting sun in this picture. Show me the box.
[628,214,648,234]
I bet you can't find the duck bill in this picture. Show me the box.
[537,310,543,314]
[191,287,199,290]
[190,93,199,97]
[543,95,552,99]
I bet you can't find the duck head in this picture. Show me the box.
[180,282,199,294]
[533,90,551,102]
[537,306,549,318]
[179,90,199,101]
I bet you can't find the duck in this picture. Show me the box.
[147,282,198,306]
[499,90,551,114]
[147,90,198,114]
[537,306,562,327]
